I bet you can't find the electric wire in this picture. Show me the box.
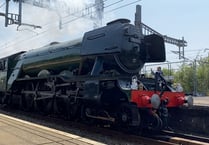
[105,0,141,13]
[0,2,5,8]
[62,0,126,25]
[0,0,141,54]
[0,0,110,49]
[0,0,125,50]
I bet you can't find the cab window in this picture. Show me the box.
[0,60,5,71]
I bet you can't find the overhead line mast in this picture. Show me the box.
[5,0,22,27]
[17,0,104,29]
[4,0,41,28]
[141,23,186,59]
[135,5,186,59]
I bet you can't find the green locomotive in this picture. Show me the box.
[0,19,165,128]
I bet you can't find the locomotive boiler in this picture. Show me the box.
[0,19,165,128]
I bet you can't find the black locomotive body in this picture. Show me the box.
[0,19,165,128]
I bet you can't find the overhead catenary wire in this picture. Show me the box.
[2,0,117,38]
[62,0,128,25]
[0,0,141,55]
[105,0,141,13]
[0,0,110,49]
[0,2,6,8]
[0,0,126,50]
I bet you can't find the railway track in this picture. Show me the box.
[161,130,209,145]
[0,106,172,145]
[144,130,209,145]
[0,106,208,145]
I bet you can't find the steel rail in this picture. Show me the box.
[0,107,174,145]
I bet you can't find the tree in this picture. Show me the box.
[162,68,174,76]
[173,56,209,96]
[196,57,209,95]
[174,63,194,94]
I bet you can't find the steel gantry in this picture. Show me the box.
[134,5,187,59]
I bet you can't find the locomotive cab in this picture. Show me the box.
[0,59,7,92]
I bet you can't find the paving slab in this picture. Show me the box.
[193,97,209,106]
[0,113,105,145]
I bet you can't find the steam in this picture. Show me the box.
[1,0,96,57]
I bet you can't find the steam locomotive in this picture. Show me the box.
[0,19,165,129]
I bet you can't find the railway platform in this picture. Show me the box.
[0,113,105,145]
[169,97,209,137]
[193,96,209,106]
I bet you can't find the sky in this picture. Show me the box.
[0,0,209,70]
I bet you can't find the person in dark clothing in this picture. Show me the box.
[156,66,163,76]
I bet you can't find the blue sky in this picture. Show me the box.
[0,0,209,64]
[119,0,209,61]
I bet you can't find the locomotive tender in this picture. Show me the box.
[0,19,165,128]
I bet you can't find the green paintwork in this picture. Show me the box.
[21,39,84,77]
[0,52,25,91]
[0,69,7,91]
